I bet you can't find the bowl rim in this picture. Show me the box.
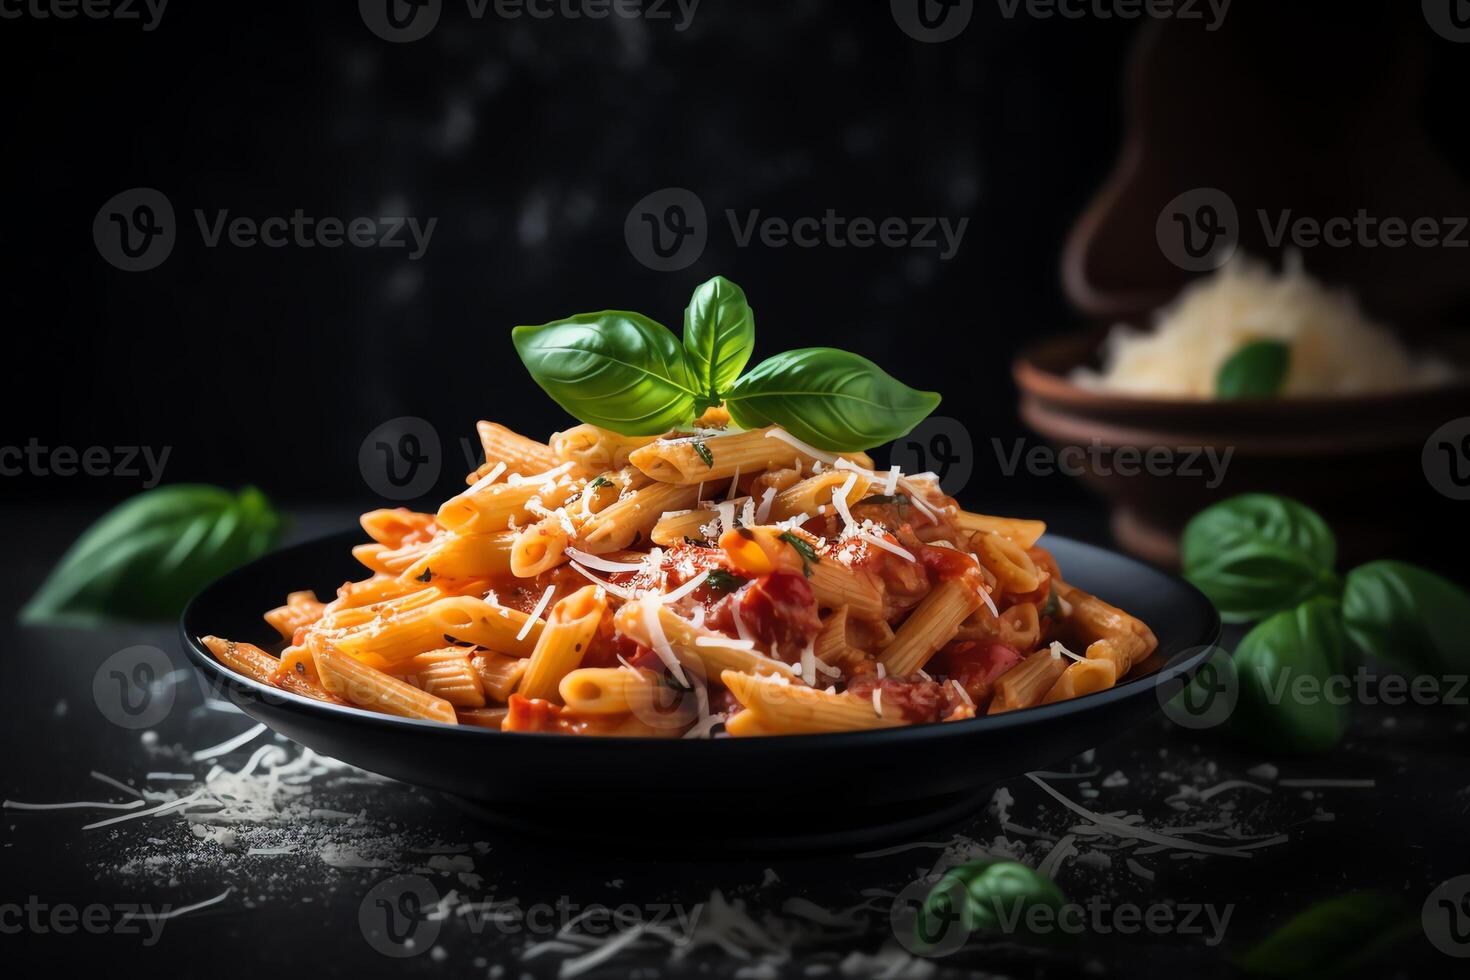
[180,529,1221,750]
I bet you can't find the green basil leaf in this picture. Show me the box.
[512,311,700,436]
[1342,560,1470,675]
[1237,891,1418,977]
[919,860,1067,949]
[682,275,754,410]
[1231,597,1349,753]
[1216,339,1290,399]
[724,348,941,453]
[21,485,283,626]
[1182,495,1338,623]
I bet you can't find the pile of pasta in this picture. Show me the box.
[202,414,1157,737]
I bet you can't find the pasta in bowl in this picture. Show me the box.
[199,416,1160,738]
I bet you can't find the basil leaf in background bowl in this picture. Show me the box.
[1182,494,1339,623]
[1231,596,1349,752]
[513,311,702,436]
[21,485,283,626]
[1216,339,1290,399]
[724,348,941,453]
[1236,891,1418,977]
[682,275,755,412]
[1342,560,1470,676]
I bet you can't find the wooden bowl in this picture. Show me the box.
[1014,333,1470,569]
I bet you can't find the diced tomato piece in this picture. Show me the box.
[734,572,821,657]
[931,641,1024,705]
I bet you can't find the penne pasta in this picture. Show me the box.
[578,482,701,553]
[312,640,458,724]
[879,578,982,676]
[954,510,1047,548]
[476,421,562,475]
[988,648,1069,714]
[721,670,903,735]
[516,586,607,701]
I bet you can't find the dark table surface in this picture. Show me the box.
[3,504,1467,978]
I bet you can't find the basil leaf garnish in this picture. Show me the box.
[513,311,701,436]
[724,348,941,453]
[21,485,282,625]
[918,860,1067,950]
[1342,560,1470,675]
[1232,597,1349,752]
[682,275,754,412]
[1216,339,1290,399]
[1237,892,1417,977]
[1182,494,1339,623]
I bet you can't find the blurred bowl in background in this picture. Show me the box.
[1014,332,1470,569]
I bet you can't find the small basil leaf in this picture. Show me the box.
[724,348,941,453]
[919,860,1067,949]
[1182,495,1338,623]
[1231,597,1349,753]
[1237,891,1418,977]
[1342,560,1470,676]
[21,485,283,625]
[512,311,700,436]
[682,275,755,410]
[1216,339,1290,399]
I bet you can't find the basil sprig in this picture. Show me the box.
[1216,339,1290,399]
[513,276,939,452]
[21,485,283,625]
[916,860,1067,951]
[1180,494,1470,751]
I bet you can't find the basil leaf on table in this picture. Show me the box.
[724,348,941,453]
[1231,597,1349,752]
[682,275,754,412]
[1182,494,1339,623]
[513,311,701,436]
[1236,891,1418,977]
[21,485,282,625]
[1216,339,1290,399]
[918,860,1067,949]
[1342,560,1470,675]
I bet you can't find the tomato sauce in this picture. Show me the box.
[705,572,821,660]
[930,640,1023,706]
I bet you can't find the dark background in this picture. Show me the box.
[2,0,1468,510]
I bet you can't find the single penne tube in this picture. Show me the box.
[558,667,664,715]
[351,543,397,576]
[327,574,423,613]
[317,585,445,632]
[578,482,701,553]
[510,516,574,578]
[988,647,1069,714]
[954,511,1047,548]
[551,423,658,473]
[200,635,278,684]
[472,652,530,702]
[722,708,779,737]
[974,531,1044,595]
[813,606,851,666]
[613,598,800,681]
[717,525,812,578]
[807,558,885,620]
[879,578,982,676]
[404,530,517,582]
[430,595,545,658]
[264,590,326,640]
[392,647,486,708]
[650,508,717,547]
[313,641,457,724]
[517,586,607,701]
[327,601,454,669]
[629,426,813,484]
[1055,578,1159,669]
[1042,657,1117,704]
[721,670,904,735]
[360,508,438,548]
[437,471,578,534]
[456,707,509,729]
[770,471,872,522]
[956,600,1043,650]
[476,420,562,475]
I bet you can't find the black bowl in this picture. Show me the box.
[181,531,1219,850]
